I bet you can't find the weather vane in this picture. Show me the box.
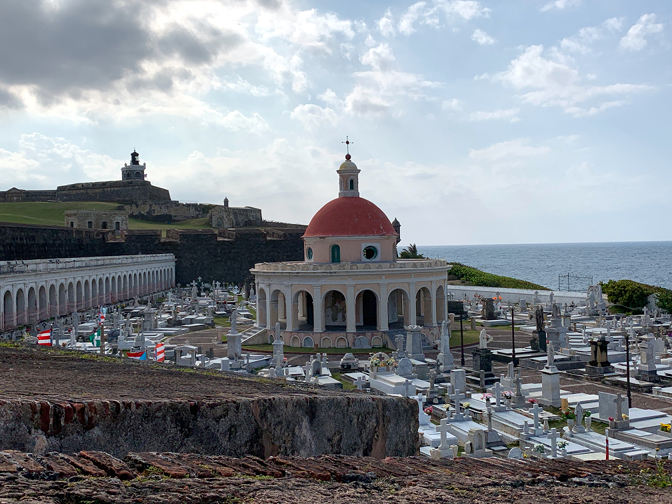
[342,136,353,160]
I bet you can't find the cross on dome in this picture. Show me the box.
[342,135,353,160]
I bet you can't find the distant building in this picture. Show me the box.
[209,198,262,228]
[121,150,146,181]
[65,210,128,231]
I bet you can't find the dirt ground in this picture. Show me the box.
[0,345,342,402]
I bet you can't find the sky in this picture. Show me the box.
[0,0,670,246]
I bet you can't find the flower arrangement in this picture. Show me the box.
[482,393,493,400]
[424,406,433,416]
[562,411,576,421]
[386,357,396,367]
[533,444,545,454]
[502,391,514,400]
[370,357,381,368]
[462,402,471,409]
[622,414,629,420]
[528,398,539,404]
[557,441,568,450]
[660,423,671,433]
[609,417,614,422]
[583,410,591,419]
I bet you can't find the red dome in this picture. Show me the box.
[303,197,398,238]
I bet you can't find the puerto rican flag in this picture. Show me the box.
[127,350,147,360]
[37,329,52,346]
[155,342,165,362]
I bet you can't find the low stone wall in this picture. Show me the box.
[0,395,418,459]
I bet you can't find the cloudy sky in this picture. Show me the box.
[0,0,669,246]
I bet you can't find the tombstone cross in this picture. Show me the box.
[547,428,559,458]
[614,393,626,419]
[437,418,451,452]
[354,376,366,390]
[493,382,503,407]
[532,403,541,431]
[485,400,493,432]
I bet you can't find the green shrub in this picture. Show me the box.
[448,263,548,290]
[602,279,672,313]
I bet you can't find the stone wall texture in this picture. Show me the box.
[0,180,171,203]
[0,223,305,284]
[0,396,418,459]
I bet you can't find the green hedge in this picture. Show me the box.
[448,263,549,291]
[602,279,672,312]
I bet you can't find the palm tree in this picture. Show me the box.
[399,243,425,259]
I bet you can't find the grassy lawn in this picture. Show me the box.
[0,201,212,230]
[331,372,356,390]
[450,329,480,348]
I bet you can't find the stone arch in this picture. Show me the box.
[76,281,83,311]
[387,288,410,329]
[257,287,267,328]
[38,285,47,321]
[122,276,128,300]
[290,335,301,347]
[16,288,26,326]
[436,284,446,324]
[105,277,110,303]
[59,283,67,315]
[3,290,14,328]
[86,279,92,308]
[292,290,314,331]
[270,289,287,330]
[355,288,378,330]
[49,284,57,318]
[320,336,333,348]
[335,336,348,348]
[110,276,116,302]
[371,335,383,348]
[302,335,314,348]
[133,273,138,297]
[67,282,75,313]
[323,289,346,330]
[143,272,148,294]
[415,286,432,326]
[27,286,37,324]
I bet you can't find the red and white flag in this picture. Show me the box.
[155,342,165,362]
[37,329,52,346]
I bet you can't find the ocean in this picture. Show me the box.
[418,242,672,291]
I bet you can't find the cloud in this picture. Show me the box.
[435,0,490,20]
[469,108,519,121]
[377,9,396,37]
[471,29,495,45]
[469,138,550,161]
[290,103,338,129]
[399,2,427,36]
[360,43,396,71]
[490,45,655,116]
[541,0,581,12]
[620,14,664,52]
[560,17,625,53]
[442,99,462,111]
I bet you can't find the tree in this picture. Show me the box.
[656,290,672,314]
[399,243,425,259]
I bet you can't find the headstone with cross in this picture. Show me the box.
[437,418,453,457]
[450,388,466,421]
[532,403,543,435]
[354,376,366,390]
[415,393,429,426]
[547,428,559,458]
[492,382,503,408]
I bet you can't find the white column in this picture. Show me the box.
[313,286,323,333]
[379,284,388,331]
[346,285,356,333]
[409,282,416,327]
[431,280,438,327]
[265,287,272,329]
[285,287,294,332]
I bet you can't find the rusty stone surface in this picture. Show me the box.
[0,452,671,503]
[79,451,136,480]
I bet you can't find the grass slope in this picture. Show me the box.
[0,202,212,230]
[448,262,549,290]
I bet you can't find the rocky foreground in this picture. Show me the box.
[0,451,671,503]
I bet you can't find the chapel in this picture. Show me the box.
[251,149,450,348]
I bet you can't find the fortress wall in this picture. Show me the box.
[0,223,305,285]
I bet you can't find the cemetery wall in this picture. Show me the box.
[0,223,305,285]
[449,285,587,305]
[0,396,419,458]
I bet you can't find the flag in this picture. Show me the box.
[128,350,146,360]
[37,329,52,346]
[155,342,165,362]
[89,329,101,347]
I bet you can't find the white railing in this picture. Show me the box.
[0,254,175,276]
[251,259,449,273]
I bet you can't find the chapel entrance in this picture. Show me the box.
[356,289,377,330]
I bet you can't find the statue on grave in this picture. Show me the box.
[547,341,555,368]
[479,329,493,349]
[552,303,561,320]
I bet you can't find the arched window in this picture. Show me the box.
[349,179,355,190]
[331,244,340,263]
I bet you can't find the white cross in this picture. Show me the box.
[547,427,559,458]
[492,382,503,407]
[532,403,541,430]
[354,376,366,390]
[437,418,451,452]
[614,393,626,419]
